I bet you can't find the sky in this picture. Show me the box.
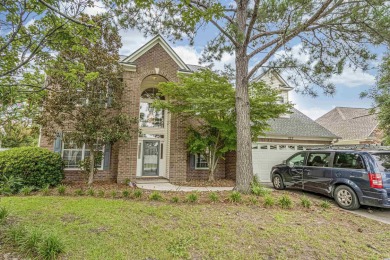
[85,4,384,121]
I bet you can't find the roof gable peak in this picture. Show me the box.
[122,35,190,71]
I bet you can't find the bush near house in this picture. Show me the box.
[0,147,64,190]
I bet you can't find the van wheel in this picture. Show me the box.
[272,174,285,190]
[334,185,360,210]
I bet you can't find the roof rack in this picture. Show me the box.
[306,144,390,151]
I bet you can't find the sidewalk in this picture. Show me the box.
[137,182,234,192]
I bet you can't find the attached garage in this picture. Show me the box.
[252,143,307,182]
[252,108,339,182]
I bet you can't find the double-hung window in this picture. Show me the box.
[62,137,104,169]
[195,153,209,169]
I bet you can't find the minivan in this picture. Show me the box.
[270,150,390,210]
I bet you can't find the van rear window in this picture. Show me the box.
[372,153,390,172]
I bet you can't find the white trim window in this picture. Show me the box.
[195,153,209,169]
[62,138,104,170]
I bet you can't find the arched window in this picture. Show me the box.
[141,88,165,100]
[139,88,164,128]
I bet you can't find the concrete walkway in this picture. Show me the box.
[137,182,234,192]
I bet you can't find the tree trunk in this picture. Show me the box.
[208,167,215,182]
[234,48,253,193]
[88,150,95,186]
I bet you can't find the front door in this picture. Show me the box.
[142,140,160,176]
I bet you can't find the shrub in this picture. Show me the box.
[20,186,34,196]
[0,175,24,195]
[0,147,64,189]
[278,195,293,209]
[38,234,64,260]
[249,197,258,205]
[0,207,8,223]
[186,193,198,203]
[251,186,270,197]
[209,192,219,203]
[264,196,275,207]
[133,189,142,198]
[41,185,50,196]
[86,188,95,196]
[74,189,84,196]
[251,175,261,187]
[111,191,117,198]
[57,185,66,195]
[229,191,242,203]
[320,200,331,209]
[300,197,312,208]
[149,191,163,201]
[97,190,105,197]
[122,190,130,198]
[171,196,179,203]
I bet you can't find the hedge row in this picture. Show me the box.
[0,147,64,188]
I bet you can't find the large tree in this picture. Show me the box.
[154,69,290,181]
[109,0,389,192]
[39,16,134,185]
[0,0,102,141]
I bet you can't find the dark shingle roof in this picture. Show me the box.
[266,108,338,139]
[316,107,378,140]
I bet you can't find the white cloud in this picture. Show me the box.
[295,104,329,120]
[83,2,106,15]
[329,67,375,87]
[172,46,201,65]
[119,29,150,56]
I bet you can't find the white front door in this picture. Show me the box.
[136,138,166,177]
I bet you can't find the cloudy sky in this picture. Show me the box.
[118,27,382,120]
[85,4,383,121]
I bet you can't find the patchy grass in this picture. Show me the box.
[1,196,389,259]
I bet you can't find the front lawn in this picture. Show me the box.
[1,196,389,259]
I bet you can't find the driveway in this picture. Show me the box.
[262,183,390,225]
[351,207,390,225]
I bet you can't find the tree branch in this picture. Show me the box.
[245,0,260,45]
[37,0,94,27]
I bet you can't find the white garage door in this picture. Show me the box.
[252,143,307,182]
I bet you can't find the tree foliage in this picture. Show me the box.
[154,69,290,181]
[108,0,390,192]
[362,54,390,144]
[38,16,135,185]
[0,0,102,145]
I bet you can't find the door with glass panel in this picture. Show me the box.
[142,140,160,176]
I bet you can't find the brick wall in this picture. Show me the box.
[186,154,226,180]
[225,151,237,180]
[116,43,188,183]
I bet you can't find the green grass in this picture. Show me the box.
[1,196,389,259]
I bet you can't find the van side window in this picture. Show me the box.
[334,153,365,170]
[307,153,331,167]
[287,153,306,167]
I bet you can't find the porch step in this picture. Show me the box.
[135,177,169,184]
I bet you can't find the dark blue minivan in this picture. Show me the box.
[270,150,390,210]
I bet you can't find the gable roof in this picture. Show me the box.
[316,107,378,141]
[121,35,190,71]
[265,108,338,139]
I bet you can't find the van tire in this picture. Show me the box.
[272,174,285,190]
[334,185,360,210]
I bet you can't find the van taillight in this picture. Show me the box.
[368,173,383,189]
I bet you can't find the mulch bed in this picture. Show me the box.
[172,179,235,187]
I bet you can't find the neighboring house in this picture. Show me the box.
[39,36,337,183]
[316,107,383,145]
